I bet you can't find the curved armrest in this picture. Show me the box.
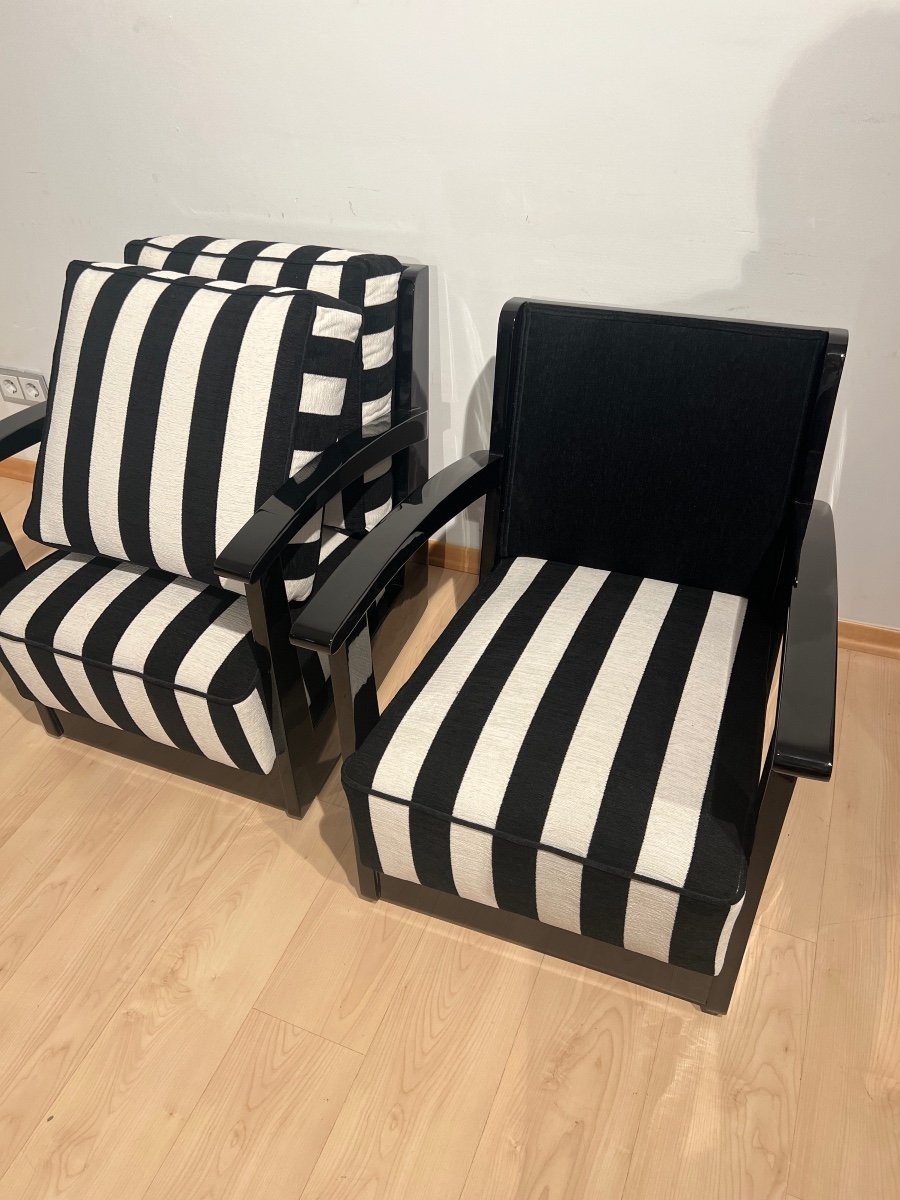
[0,402,46,461]
[773,500,838,781]
[292,450,501,653]
[215,408,427,584]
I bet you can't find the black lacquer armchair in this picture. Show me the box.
[293,298,846,1012]
[0,236,428,819]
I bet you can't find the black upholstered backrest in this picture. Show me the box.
[495,301,842,599]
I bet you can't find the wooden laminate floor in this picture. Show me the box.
[0,473,897,1199]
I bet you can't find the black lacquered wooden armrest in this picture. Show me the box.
[773,499,838,780]
[215,408,427,584]
[0,402,45,461]
[291,450,501,653]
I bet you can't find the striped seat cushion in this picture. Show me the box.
[342,556,774,975]
[24,261,363,603]
[125,235,402,536]
[0,551,276,773]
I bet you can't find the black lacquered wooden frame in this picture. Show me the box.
[292,297,847,1013]
[0,264,430,819]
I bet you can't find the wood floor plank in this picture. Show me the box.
[819,653,900,928]
[143,1009,362,1200]
[459,961,665,1200]
[0,781,250,1182]
[622,925,814,1200]
[756,651,850,944]
[0,800,351,1200]
[789,913,900,1199]
[299,923,541,1200]
[0,756,163,986]
[257,839,428,1054]
[0,718,87,850]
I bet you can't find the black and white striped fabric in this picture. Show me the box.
[125,235,402,536]
[0,551,277,773]
[25,261,363,603]
[342,557,773,975]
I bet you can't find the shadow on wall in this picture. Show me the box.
[678,10,900,626]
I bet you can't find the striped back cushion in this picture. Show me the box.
[125,235,401,428]
[24,261,363,599]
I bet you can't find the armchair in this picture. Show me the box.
[293,298,846,1012]
[0,246,429,819]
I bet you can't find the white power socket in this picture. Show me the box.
[0,367,48,406]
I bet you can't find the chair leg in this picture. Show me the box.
[701,766,797,1016]
[35,702,63,737]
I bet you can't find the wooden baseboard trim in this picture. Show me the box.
[838,619,900,660]
[0,457,36,483]
[426,540,480,574]
[427,541,900,658]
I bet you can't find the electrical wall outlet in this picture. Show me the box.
[0,367,48,406]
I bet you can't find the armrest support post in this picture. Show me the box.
[0,402,45,462]
[291,450,501,654]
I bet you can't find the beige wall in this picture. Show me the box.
[1,1,898,626]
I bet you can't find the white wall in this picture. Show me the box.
[2,1,898,626]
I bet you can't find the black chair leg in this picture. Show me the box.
[35,702,63,737]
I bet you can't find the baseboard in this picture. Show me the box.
[427,540,900,659]
[426,539,480,574]
[0,457,36,483]
[838,619,900,660]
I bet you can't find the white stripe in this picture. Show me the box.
[715,896,744,974]
[234,691,276,773]
[137,245,172,269]
[174,598,250,695]
[623,879,680,962]
[114,672,175,746]
[539,577,677,857]
[143,233,189,250]
[312,305,361,341]
[88,280,167,560]
[147,286,232,577]
[368,796,419,882]
[634,592,747,889]
[372,557,544,800]
[362,329,393,370]
[299,373,347,417]
[245,257,284,286]
[111,578,203,673]
[317,248,360,262]
[306,263,343,296]
[450,566,608,903]
[535,851,583,933]
[52,561,145,654]
[364,273,401,307]
[214,293,295,563]
[38,269,111,547]
[449,823,498,907]
[362,393,392,426]
[0,638,61,708]
[0,555,90,637]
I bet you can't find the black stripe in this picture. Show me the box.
[668,893,735,974]
[342,558,521,795]
[209,700,263,771]
[492,570,644,918]
[59,269,146,555]
[80,660,144,735]
[580,586,713,943]
[23,556,121,646]
[80,565,169,664]
[117,277,206,569]
[161,235,218,273]
[216,241,272,282]
[254,294,312,509]
[408,561,577,896]
[143,679,204,757]
[22,644,89,717]
[179,293,257,581]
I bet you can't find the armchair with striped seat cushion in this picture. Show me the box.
[293,298,847,1012]
[0,253,429,816]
